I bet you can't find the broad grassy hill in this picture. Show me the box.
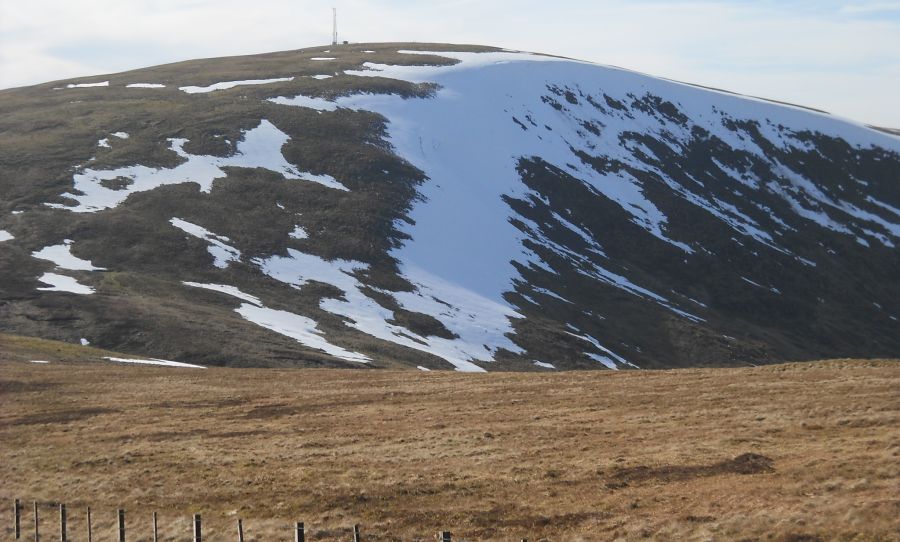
[2,43,899,371]
[1,351,897,540]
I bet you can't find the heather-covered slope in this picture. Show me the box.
[1,43,898,370]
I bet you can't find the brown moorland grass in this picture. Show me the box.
[0,357,898,541]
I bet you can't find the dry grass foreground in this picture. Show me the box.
[0,358,898,541]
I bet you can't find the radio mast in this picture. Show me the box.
[332,8,338,46]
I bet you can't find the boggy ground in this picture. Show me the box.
[0,355,897,541]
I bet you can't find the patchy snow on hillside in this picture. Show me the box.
[182,282,262,305]
[269,49,900,351]
[565,329,636,369]
[171,218,241,268]
[0,230,13,242]
[127,83,166,88]
[515,213,703,321]
[37,273,94,294]
[32,48,900,370]
[97,132,128,149]
[182,281,371,363]
[32,240,105,271]
[179,77,294,94]
[50,120,347,212]
[255,249,521,372]
[236,304,372,363]
[31,240,102,294]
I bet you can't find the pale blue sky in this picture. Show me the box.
[1,0,899,126]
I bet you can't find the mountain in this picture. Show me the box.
[1,43,898,371]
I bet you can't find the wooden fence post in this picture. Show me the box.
[33,501,39,542]
[117,509,125,542]
[237,518,244,542]
[14,499,21,539]
[439,531,452,542]
[152,512,158,542]
[59,504,66,542]
[353,524,361,542]
[86,508,91,542]
[193,514,201,542]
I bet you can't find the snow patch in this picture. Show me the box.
[564,330,636,369]
[97,132,127,148]
[32,240,105,271]
[50,120,347,213]
[256,249,519,372]
[127,83,166,88]
[80,338,90,346]
[66,81,108,88]
[170,218,241,269]
[0,230,13,242]
[236,304,372,363]
[586,352,619,370]
[533,361,556,369]
[532,287,572,304]
[269,95,343,111]
[182,282,262,306]
[289,225,309,239]
[36,273,94,295]
[103,356,205,369]
[181,281,370,363]
[179,77,294,94]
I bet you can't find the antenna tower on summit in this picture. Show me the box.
[332,8,338,46]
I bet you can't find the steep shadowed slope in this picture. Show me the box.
[1,44,898,370]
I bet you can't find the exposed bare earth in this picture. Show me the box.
[1,357,898,541]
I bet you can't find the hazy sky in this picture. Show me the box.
[2,0,899,127]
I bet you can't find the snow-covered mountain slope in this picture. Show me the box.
[1,44,898,370]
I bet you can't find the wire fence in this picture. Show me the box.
[9,499,528,542]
